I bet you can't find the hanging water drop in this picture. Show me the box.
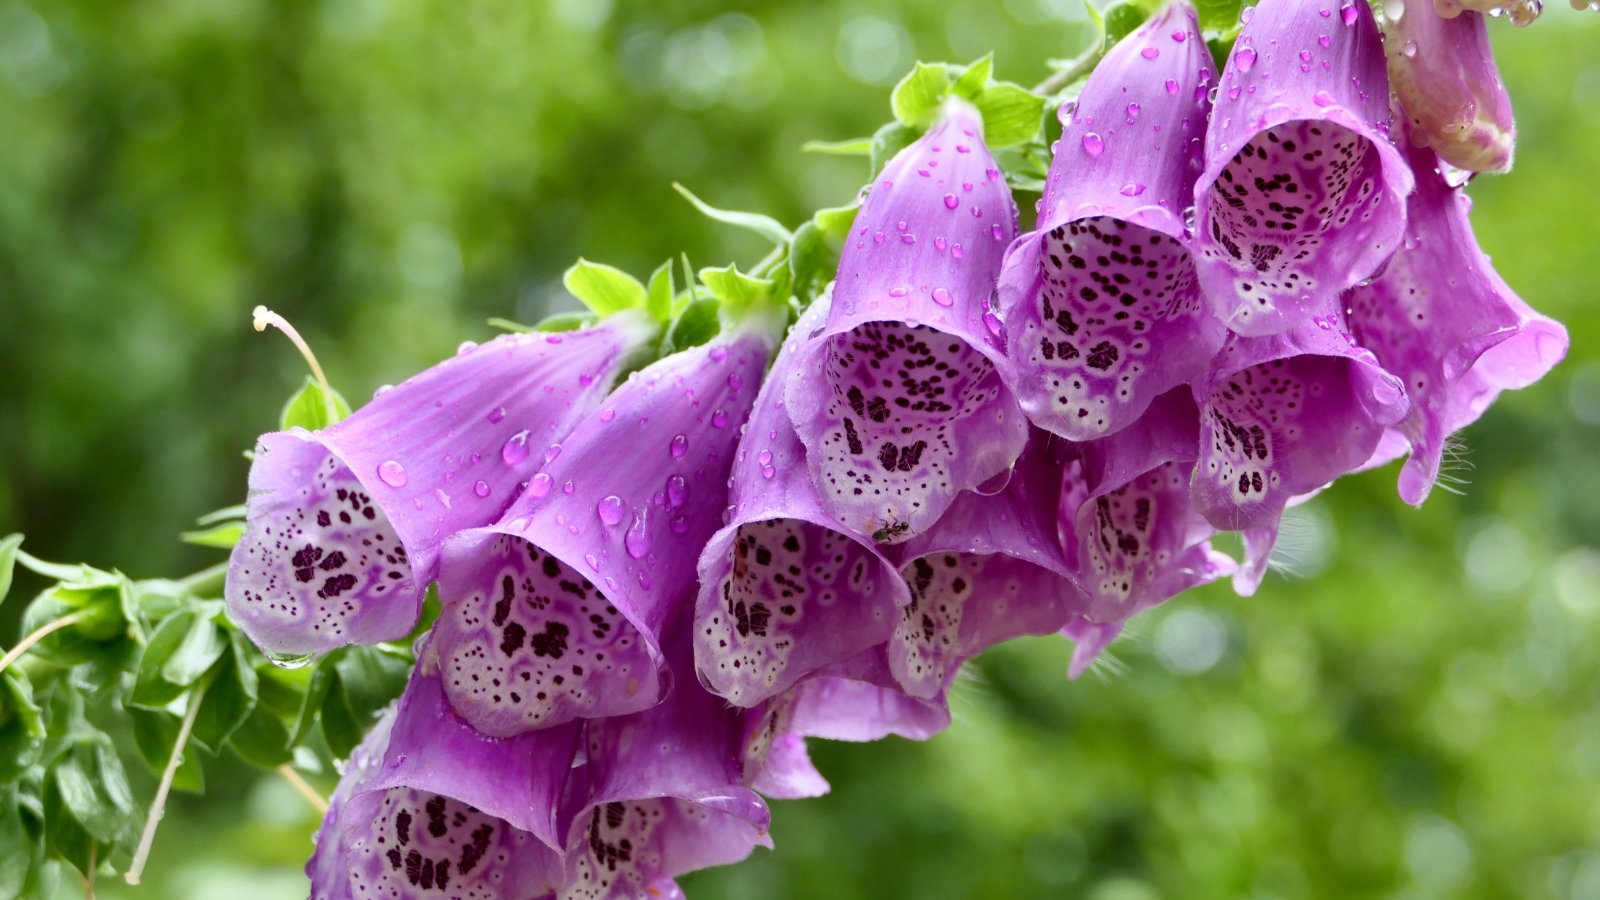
[377,460,408,488]
[597,495,626,526]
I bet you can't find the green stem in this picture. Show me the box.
[0,610,87,676]
[749,244,787,279]
[1032,42,1106,98]
[125,682,206,886]
[277,764,330,816]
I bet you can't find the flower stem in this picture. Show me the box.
[125,683,205,886]
[84,841,96,900]
[0,610,88,676]
[1032,43,1106,98]
[277,764,330,816]
[253,305,339,426]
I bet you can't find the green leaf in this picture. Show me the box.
[0,789,43,900]
[1102,0,1159,47]
[0,533,22,606]
[1195,0,1246,37]
[196,505,247,526]
[890,61,953,128]
[279,375,353,431]
[645,260,675,324]
[801,137,873,156]
[813,204,860,242]
[532,311,594,333]
[332,645,410,724]
[661,297,720,356]
[0,669,44,783]
[486,316,534,333]
[671,184,792,245]
[129,708,204,793]
[226,702,294,768]
[49,737,138,849]
[698,265,775,307]
[131,607,226,708]
[19,569,137,667]
[951,54,992,101]
[977,82,1046,148]
[870,121,919,177]
[180,521,246,549]
[563,258,647,317]
[192,634,258,751]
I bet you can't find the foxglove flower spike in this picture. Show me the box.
[786,98,1028,544]
[1194,0,1414,336]
[228,312,658,660]
[998,0,1228,440]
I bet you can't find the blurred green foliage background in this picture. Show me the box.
[2,1,1598,897]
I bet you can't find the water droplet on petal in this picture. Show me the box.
[669,434,688,459]
[487,406,506,424]
[474,480,491,498]
[1165,79,1180,95]
[625,510,651,559]
[1141,47,1159,59]
[931,287,953,307]
[584,553,599,571]
[435,488,452,509]
[265,649,315,670]
[709,346,728,361]
[983,310,1003,337]
[377,460,408,487]
[1234,47,1258,73]
[670,514,690,534]
[597,495,626,526]
[529,472,553,498]
[563,480,575,494]
[943,194,959,209]
[1341,3,1359,25]
[728,373,744,390]
[991,224,1004,241]
[1120,183,1146,197]
[888,286,909,298]
[711,408,729,428]
[501,431,531,465]
[1125,102,1141,123]
[667,474,688,508]
[1082,132,1105,157]
[1171,29,1187,41]
[1313,90,1336,107]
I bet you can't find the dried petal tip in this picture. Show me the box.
[1194,0,1413,336]
[1432,0,1544,26]
[786,99,1028,545]
[1384,0,1516,173]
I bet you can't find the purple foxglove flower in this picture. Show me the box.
[697,296,909,708]
[556,626,772,899]
[740,650,951,799]
[307,660,576,899]
[1193,0,1414,336]
[784,99,1028,544]
[1349,140,1567,505]
[1191,309,1410,537]
[428,326,772,737]
[1058,391,1235,675]
[996,2,1228,440]
[228,312,657,661]
[887,432,1084,698]
[1383,0,1516,173]
[1432,0,1543,27]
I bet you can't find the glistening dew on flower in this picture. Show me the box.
[785,98,1028,545]
[428,320,775,737]
[1192,0,1414,336]
[226,310,659,661]
[997,1,1227,441]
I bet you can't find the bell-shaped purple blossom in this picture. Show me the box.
[428,326,772,737]
[887,433,1084,698]
[739,649,950,799]
[228,312,658,660]
[1057,391,1235,675]
[997,1,1227,440]
[1349,140,1567,505]
[1383,0,1516,173]
[785,99,1028,544]
[556,624,772,899]
[307,658,577,899]
[1191,309,1410,537]
[1194,0,1414,336]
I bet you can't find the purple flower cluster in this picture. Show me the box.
[222,2,1567,897]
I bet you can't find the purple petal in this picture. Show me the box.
[886,433,1084,697]
[1194,0,1414,336]
[1060,391,1234,670]
[1349,141,1567,505]
[998,4,1226,440]
[430,331,771,736]
[697,296,908,708]
[785,100,1028,543]
[741,649,951,800]
[1191,311,1409,533]
[307,679,570,900]
[1383,2,1515,173]
[558,627,772,899]
[228,312,657,659]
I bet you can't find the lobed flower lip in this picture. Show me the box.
[1193,0,1415,336]
[226,311,658,660]
[785,98,1028,545]
[1383,0,1516,174]
[1349,138,1567,505]
[997,0,1227,442]
[696,295,909,709]
[428,328,771,737]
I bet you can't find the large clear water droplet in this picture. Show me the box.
[1234,47,1258,73]
[669,434,688,459]
[501,431,531,465]
[1082,132,1105,157]
[377,460,408,488]
[597,495,626,526]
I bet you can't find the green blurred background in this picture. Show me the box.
[2,1,1598,897]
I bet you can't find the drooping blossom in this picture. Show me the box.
[1193,0,1414,336]
[1382,0,1516,173]
[696,296,908,708]
[886,432,1084,698]
[1431,0,1544,26]
[307,658,577,899]
[997,1,1226,440]
[1057,390,1235,674]
[1191,310,1410,559]
[1348,138,1567,505]
[428,323,773,737]
[785,98,1028,544]
[739,649,951,800]
[555,623,772,899]
[228,312,658,660]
